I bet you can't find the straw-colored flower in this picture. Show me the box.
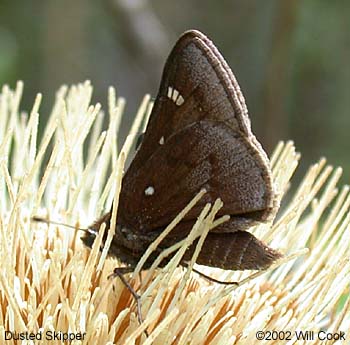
[0,81,349,344]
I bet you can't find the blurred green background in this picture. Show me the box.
[0,0,349,185]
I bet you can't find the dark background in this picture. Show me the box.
[0,0,349,185]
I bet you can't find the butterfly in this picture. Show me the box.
[82,30,281,278]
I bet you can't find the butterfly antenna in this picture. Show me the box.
[31,216,92,234]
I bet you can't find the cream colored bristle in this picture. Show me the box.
[0,81,349,344]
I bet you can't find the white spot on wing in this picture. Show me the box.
[172,89,179,102]
[176,95,184,106]
[167,86,173,99]
[144,186,155,196]
[167,85,184,106]
[159,136,165,145]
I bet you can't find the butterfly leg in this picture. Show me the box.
[109,267,147,336]
[182,261,239,285]
[191,266,239,286]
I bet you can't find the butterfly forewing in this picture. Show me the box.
[127,30,255,171]
[117,31,275,235]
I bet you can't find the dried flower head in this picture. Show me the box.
[0,81,349,344]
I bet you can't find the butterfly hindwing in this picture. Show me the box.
[119,119,274,233]
[184,231,282,270]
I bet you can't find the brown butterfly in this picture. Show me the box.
[82,30,281,279]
